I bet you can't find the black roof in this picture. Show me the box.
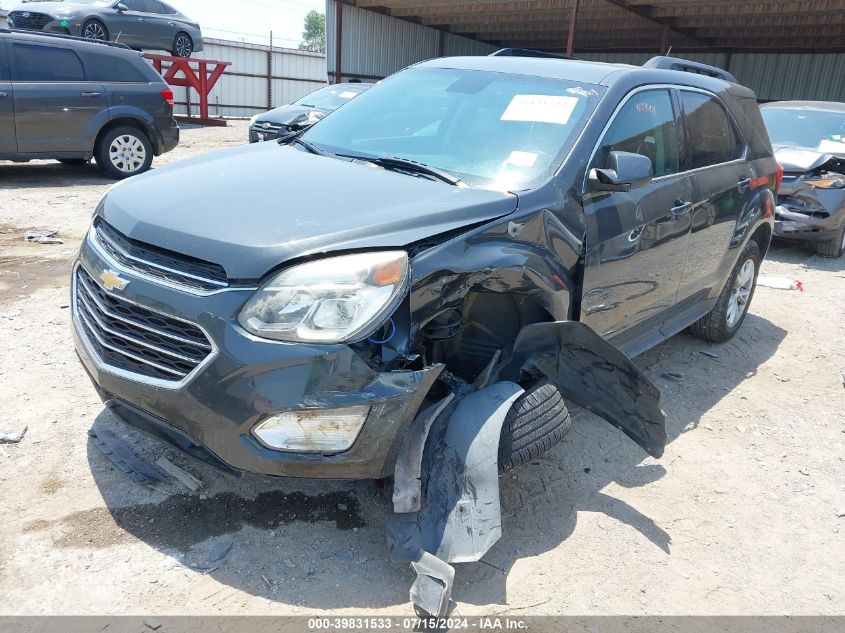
[0,27,133,52]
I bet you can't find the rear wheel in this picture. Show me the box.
[172,32,194,57]
[82,19,108,41]
[498,380,571,473]
[815,223,845,258]
[95,126,153,180]
[688,241,761,343]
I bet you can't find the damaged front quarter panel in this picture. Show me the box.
[496,320,667,458]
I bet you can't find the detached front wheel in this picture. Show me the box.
[688,241,761,343]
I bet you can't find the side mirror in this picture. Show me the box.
[591,151,653,192]
[115,3,129,12]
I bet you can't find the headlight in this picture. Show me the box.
[238,251,409,343]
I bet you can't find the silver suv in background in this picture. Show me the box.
[8,0,203,57]
[0,29,179,178]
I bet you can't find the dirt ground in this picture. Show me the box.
[1,121,843,617]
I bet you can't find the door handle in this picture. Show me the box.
[670,200,692,216]
[0,92,8,98]
[138,18,146,22]
[737,177,752,192]
[168,21,176,25]
[80,92,101,97]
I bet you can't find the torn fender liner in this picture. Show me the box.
[499,321,667,458]
[388,382,524,615]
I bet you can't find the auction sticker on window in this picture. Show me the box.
[501,95,579,125]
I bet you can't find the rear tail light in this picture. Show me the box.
[160,88,175,107]
[776,163,783,190]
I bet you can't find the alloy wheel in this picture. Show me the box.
[83,22,106,40]
[726,259,755,329]
[175,34,192,57]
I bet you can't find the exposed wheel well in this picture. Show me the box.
[417,291,554,383]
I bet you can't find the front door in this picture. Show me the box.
[139,0,178,50]
[10,42,107,154]
[581,88,693,355]
[107,0,145,47]
[0,41,15,153]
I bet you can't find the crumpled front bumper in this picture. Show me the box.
[72,231,439,479]
[774,205,842,242]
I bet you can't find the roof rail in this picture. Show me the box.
[643,56,737,84]
[0,27,133,51]
[490,48,574,60]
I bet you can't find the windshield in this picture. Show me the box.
[301,67,604,190]
[294,85,368,111]
[762,107,845,153]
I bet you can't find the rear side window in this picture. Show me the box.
[681,91,744,169]
[82,51,151,83]
[11,44,85,82]
[736,98,773,160]
[594,89,680,178]
[0,42,9,82]
[145,0,168,14]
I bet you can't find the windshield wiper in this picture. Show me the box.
[338,154,464,186]
[277,130,330,157]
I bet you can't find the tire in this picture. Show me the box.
[498,380,571,473]
[814,222,845,258]
[57,158,90,165]
[95,126,154,180]
[688,241,761,343]
[172,32,194,58]
[82,19,109,41]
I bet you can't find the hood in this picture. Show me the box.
[100,142,518,280]
[255,105,328,128]
[774,146,836,173]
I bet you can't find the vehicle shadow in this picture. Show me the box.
[765,239,844,272]
[78,313,785,611]
[0,162,113,188]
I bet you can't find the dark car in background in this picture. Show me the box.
[249,83,371,143]
[761,101,845,257]
[0,29,179,178]
[8,0,203,57]
[72,53,777,616]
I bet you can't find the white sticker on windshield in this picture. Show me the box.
[339,91,358,99]
[506,151,538,167]
[501,95,578,125]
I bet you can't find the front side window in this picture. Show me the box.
[302,67,605,191]
[593,89,679,178]
[121,0,146,12]
[11,44,84,82]
[681,91,743,170]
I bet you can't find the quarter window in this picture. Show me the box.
[594,89,679,178]
[11,44,84,82]
[681,91,744,169]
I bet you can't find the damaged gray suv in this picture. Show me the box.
[72,52,777,615]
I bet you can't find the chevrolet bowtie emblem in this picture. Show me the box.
[100,270,129,292]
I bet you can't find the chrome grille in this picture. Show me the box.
[9,11,52,30]
[74,267,213,382]
[92,218,229,293]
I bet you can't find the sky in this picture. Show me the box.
[167,0,325,48]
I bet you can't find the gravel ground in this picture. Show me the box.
[1,120,843,617]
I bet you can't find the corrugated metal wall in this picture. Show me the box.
[327,2,845,103]
[168,38,326,118]
[326,2,497,82]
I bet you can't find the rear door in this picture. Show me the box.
[0,40,16,153]
[139,0,178,50]
[10,42,107,153]
[581,88,693,355]
[675,89,752,305]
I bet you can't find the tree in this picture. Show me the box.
[299,11,326,53]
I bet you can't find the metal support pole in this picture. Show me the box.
[566,0,579,56]
[267,31,273,110]
[334,0,343,84]
[660,24,670,54]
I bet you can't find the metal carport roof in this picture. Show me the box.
[350,0,845,54]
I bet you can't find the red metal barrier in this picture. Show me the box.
[145,54,232,127]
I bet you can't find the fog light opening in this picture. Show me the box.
[252,405,370,453]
